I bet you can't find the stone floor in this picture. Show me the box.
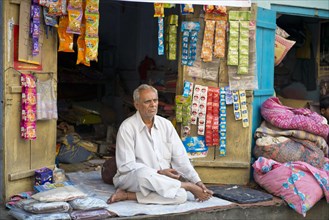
[1,160,328,220]
[1,197,328,220]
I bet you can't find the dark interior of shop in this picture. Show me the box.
[274,14,326,102]
[56,1,180,158]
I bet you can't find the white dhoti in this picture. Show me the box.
[113,167,187,204]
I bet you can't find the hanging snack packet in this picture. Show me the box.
[154,3,164,17]
[214,20,226,58]
[85,12,99,37]
[164,3,175,8]
[66,8,83,35]
[69,0,83,9]
[43,7,58,27]
[39,0,50,7]
[201,20,215,62]
[181,4,194,15]
[77,35,90,66]
[158,17,164,55]
[85,0,99,13]
[48,0,63,16]
[58,16,74,52]
[204,5,227,15]
[85,37,99,61]
[77,26,90,66]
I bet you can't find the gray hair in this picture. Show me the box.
[133,84,158,102]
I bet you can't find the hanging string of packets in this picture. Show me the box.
[154,3,165,55]
[181,22,200,66]
[232,90,249,128]
[219,87,227,156]
[227,11,251,74]
[165,15,178,60]
[30,2,41,56]
[21,74,37,140]
[205,87,220,147]
[201,7,228,62]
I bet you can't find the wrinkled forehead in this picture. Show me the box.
[139,89,158,101]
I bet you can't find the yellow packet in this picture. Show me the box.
[77,35,90,66]
[85,37,99,61]
[67,8,82,34]
[85,12,99,37]
[154,3,164,17]
[57,16,74,52]
[69,0,83,9]
[85,0,99,13]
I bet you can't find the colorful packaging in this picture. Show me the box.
[182,136,208,158]
[35,167,53,186]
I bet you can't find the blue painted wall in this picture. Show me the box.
[253,0,329,11]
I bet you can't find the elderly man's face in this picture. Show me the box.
[135,89,158,121]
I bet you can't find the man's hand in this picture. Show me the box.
[157,168,180,180]
[196,181,214,195]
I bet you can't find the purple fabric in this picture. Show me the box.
[261,97,329,140]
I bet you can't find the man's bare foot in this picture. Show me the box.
[181,182,212,202]
[107,188,128,204]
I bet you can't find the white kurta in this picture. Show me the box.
[113,111,201,204]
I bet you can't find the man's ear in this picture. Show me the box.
[134,102,139,110]
[320,108,325,115]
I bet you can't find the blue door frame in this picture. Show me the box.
[252,5,329,163]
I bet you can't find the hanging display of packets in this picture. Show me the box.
[181,4,194,15]
[205,87,219,147]
[181,21,200,66]
[227,20,239,66]
[227,11,251,74]
[201,20,215,62]
[238,21,249,74]
[154,3,164,55]
[219,87,227,156]
[225,86,233,105]
[175,95,192,137]
[84,0,100,62]
[182,80,194,97]
[165,15,178,60]
[57,16,74,52]
[66,0,83,35]
[21,74,37,140]
[158,17,164,55]
[239,90,249,128]
[214,20,227,58]
[232,90,241,120]
[191,85,200,125]
[77,24,90,66]
[30,2,41,56]
[197,86,208,135]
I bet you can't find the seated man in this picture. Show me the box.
[108,84,213,204]
[320,96,329,123]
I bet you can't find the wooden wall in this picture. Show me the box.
[177,6,253,185]
[2,0,57,201]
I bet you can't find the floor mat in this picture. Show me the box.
[208,185,273,204]
[66,171,232,217]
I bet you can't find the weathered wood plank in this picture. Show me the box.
[8,164,55,181]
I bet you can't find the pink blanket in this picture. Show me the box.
[253,157,329,216]
[261,97,329,140]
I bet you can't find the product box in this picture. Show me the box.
[34,167,53,186]
[182,136,208,158]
